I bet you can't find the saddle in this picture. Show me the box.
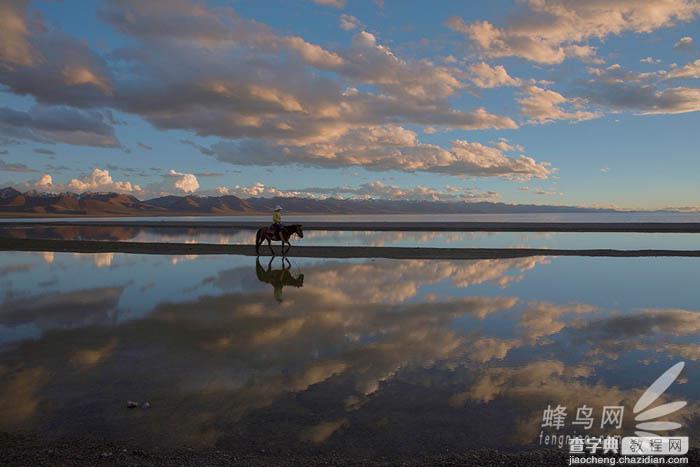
[266,226,282,241]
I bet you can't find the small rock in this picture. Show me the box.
[127,400,140,408]
[100,451,113,458]
[142,401,151,409]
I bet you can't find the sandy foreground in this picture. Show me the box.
[1,237,699,258]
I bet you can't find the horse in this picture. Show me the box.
[255,224,304,256]
[255,257,304,302]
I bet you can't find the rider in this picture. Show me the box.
[271,205,283,239]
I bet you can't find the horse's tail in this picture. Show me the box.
[255,228,263,254]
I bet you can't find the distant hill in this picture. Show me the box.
[0,186,619,217]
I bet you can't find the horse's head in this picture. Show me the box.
[295,224,304,238]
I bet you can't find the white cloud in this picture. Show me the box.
[23,168,141,194]
[448,1,700,64]
[468,62,521,88]
[640,57,661,64]
[214,125,553,180]
[518,86,600,124]
[339,14,361,31]
[218,181,500,202]
[665,59,700,79]
[163,170,199,193]
[67,168,142,193]
[673,36,694,51]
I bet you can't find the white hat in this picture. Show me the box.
[274,205,283,211]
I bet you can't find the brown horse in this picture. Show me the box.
[256,257,304,302]
[255,224,304,256]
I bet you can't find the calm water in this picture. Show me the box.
[2,211,700,223]
[0,251,698,455]
[2,225,700,250]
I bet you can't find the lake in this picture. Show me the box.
[2,224,700,250]
[2,211,700,223]
[0,250,698,457]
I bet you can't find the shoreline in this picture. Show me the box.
[3,220,700,232]
[2,237,699,258]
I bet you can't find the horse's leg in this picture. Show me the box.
[284,240,291,255]
[267,238,275,256]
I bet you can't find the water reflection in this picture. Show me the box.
[256,257,304,302]
[2,224,699,249]
[0,252,698,456]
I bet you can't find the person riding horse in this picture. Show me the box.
[255,206,304,255]
[270,205,283,240]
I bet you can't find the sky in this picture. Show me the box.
[0,0,699,209]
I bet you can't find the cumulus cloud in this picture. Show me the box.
[448,1,700,64]
[518,86,600,123]
[468,62,522,88]
[665,59,700,80]
[0,0,529,191]
[67,168,142,193]
[22,168,141,194]
[221,181,500,202]
[214,125,552,180]
[339,14,361,31]
[673,36,694,51]
[0,106,119,147]
[159,170,200,194]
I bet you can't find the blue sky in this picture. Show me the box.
[0,0,699,209]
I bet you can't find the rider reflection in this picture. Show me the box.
[255,257,304,302]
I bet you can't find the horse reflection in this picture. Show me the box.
[255,257,304,302]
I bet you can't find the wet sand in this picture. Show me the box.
[3,220,700,232]
[2,237,699,258]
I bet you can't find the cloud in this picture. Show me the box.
[214,125,552,180]
[664,59,700,80]
[23,168,142,194]
[0,0,38,67]
[312,0,346,8]
[222,180,500,202]
[468,62,522,88]
[673,36,694,51]
[339,14,361,31]
[180,139,215,156]
[0,106,119,147]
[66,168,142,193]
[640,57,661,64]
[0,160,37,173]
[137,142,152,150]
[0,0,525,183]
[580,64,700,115]
[160,169,200,194]
[518,86,600,123]
[0,5,113,108]
[447,1,700,64]
[33,148,55,155]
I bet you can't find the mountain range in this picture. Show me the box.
[0,186,618,217]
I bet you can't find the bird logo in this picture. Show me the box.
[632,361,687,437]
